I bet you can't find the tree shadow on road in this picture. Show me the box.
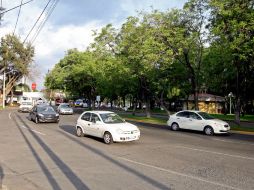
[0,165,4,190]
[14,114,90,190]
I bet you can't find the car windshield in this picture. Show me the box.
[198,112,214,120]
[22,102,32,105]
[38,106,55,113]
[100,113,125,124]
[61,104,70,108]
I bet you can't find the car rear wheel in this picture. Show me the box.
[103,132,113,144]
[76,127,84,137]
[171,123,179,131]
[204,126,214,136]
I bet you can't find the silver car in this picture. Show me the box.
[57,103,73,115]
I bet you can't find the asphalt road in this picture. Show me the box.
[0,108,254,190]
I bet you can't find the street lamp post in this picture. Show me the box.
[2,70,6,108]
[228,92,233,114]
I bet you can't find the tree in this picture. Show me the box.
[209,0,254,123]
[0,34,34,101]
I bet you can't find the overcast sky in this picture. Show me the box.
[0,0,187,90]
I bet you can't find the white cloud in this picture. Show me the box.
[1,0,187,90]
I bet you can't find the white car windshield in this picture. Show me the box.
[100,113,125,124]
[61,104,70,108]
[22,102,32,105]
[198,112,214,120]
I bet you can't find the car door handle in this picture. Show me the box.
[177,118,180,119]
[88,124,90,126]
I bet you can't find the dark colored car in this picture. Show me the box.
[29,105,60,124]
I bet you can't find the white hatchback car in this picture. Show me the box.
[167,110,230,135]
[76,111,140,144]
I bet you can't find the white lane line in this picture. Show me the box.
[213,138,254,146]
[8,112,12,119]
[20,126,46,136]
[118,157,241,190]
[175,145,254,161]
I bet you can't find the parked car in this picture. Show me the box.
[74,99,83,107]
[18,101,33,112]
[76,111,140,144]
[167,110,230,135]
[57,103,73,115]
[29,105,59,124]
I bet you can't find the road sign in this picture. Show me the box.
[31,83,36,90]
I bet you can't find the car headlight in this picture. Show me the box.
[56,113,59,117]
[38,113,44,117]
[116,128,124,134]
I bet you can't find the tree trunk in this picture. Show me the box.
[183,50,199,110]
[234,67,241,125]
[123,96,126,107]
[132,99,137,116]
[145,100,151,118]
[155,90,171,116]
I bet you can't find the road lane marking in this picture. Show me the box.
[175,145,254,161]
[118,157,241,190]
[8,112,12,119]
[20,126,46,136]
[213,138,254,146]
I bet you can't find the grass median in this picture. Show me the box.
[120,114,254,133]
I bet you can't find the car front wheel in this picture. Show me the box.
[103,132,113,144]
[204,126,214,136]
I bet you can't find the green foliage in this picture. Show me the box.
[0,34,34,75]
[44,0,254,115]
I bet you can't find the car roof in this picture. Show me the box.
[177,110,201,113]
[84,110,114,114]
[36,104,51,107]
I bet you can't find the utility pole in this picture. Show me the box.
[2,70,5,108]
[0,0,4,25]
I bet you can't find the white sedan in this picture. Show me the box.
[76,111,140,144]
[167,110,230,135]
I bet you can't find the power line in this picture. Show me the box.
[0,0,34,16]
[31,0,59,44]
[13,0,24,35]
[23,0,52,43]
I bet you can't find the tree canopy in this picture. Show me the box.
[45,0,254,121]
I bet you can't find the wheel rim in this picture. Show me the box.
[104,134,111,143]
[172,124,178,130]
[77,128,82,136]
[205,127,212,135]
